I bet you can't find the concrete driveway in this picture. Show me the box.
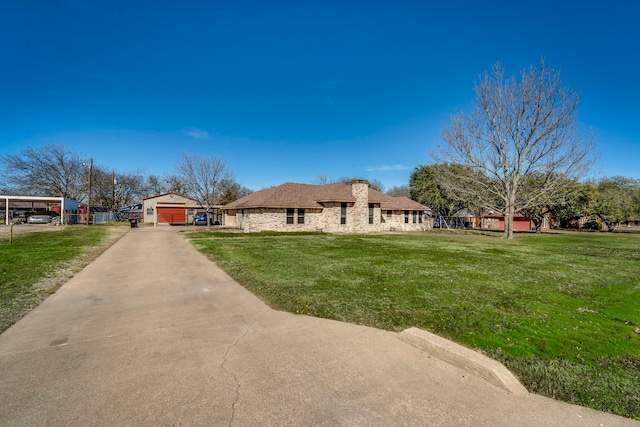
[0,226,637,426]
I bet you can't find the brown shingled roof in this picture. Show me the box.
[223,182,429,211]
[373,192,430,211]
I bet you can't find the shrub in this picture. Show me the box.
[582,219,603,230]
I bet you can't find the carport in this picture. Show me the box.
[1,195,76,226]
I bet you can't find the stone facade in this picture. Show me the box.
[233,208,325,232]
[381,210,428,232]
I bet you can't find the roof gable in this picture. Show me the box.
[142,192,199,203]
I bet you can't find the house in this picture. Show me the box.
[142,192,202,225]
[222,180,431,233]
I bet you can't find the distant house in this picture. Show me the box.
[222,180,431,233]
[142,192,202,225]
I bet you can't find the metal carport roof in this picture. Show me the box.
[1,195,78,226]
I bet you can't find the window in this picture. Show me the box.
[298,208,305,224]
[286,208,294,224]
[340,203,347,225]
[146,208,153,215]
[413,211,417,223]
[419,212,423,223]
[369,204,374,224]
[404,210,409,224]
[386,210,392,220]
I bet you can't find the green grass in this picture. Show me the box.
[185,230,640,420]
[0,226,113,333]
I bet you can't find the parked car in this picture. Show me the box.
[27,215,53,224]
[193,213,208,225]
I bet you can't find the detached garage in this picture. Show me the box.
[142,193,201,225]
[482,214,533,231]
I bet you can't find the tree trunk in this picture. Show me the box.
[206,206,212,231]
[503,205,515,239]
[532,216,543,233]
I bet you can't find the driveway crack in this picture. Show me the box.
[223,309,269,426]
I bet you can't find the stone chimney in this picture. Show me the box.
[351,179,369,233]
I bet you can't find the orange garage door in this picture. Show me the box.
[157,206,186,224]
[513,218,532,231]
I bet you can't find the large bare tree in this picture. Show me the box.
[175,153,234,228]
[0,143,89,201]
[435,60,595,238]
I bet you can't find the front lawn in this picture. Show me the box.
[185,230,640,420]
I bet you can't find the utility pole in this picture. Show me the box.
[112,171,116,212]
[87,158,92,225]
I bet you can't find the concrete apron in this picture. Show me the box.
[0,227,637,427]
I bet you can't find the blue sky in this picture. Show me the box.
[1,1,638,191]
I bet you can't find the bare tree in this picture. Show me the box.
[144,174,167,196]
[435,60,596,238]
[311,175,384,192]
[89,166,147,211]
[311,174,333,186]
[164,174,190,195]
[175,153,234,228]
[218,179,253,205]
[0,182,18,195]
[367,179,385,193]
[0,144,89,200]
[90,166,115,209]
[386,185,410,198]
